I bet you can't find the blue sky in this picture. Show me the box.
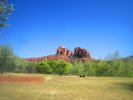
[0,0,133,59]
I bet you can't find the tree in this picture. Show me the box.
[54,60,72,75]
[36,61,53,74]
[84,61,96,76]
[0,45,15,75]
[72,61,84,76]
[105,50,121,61]
[113,50,121,60]
[0,0,14,30]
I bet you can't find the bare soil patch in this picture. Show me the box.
[0,75,44,83]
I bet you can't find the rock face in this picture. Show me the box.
[74,47,91,58]
[25,45,95,62]
[56,46,71,57]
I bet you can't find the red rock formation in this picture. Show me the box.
[25,46,95,62]
[25,55,70,62]
[74,47,91,58]
[72,47,95,62]
[56,45,71,57]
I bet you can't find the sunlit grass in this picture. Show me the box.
[0,73,133,100]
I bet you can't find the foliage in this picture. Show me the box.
[25,62,37,73]
[72,61,84,76]
[14,57,38,73]
[72,59,133,77]
[0,45,16,75]
[36,61,53,74]
[0,45,132,77]
[54,60,72,75]
[83,61,96,76]
[0,0,14,29]
[47,60,57,72]
[105,50,121,60]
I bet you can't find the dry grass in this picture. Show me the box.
[0,73,133,100]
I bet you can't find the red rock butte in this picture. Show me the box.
[25,46,95,62]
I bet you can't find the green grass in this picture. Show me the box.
[0,73,133,100]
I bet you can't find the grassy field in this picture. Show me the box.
[0,73,133,100]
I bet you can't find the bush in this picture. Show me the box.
[72,61,86,76]
[84,61,96,76]
[36,61,52,74]
[54,60,72,75]
[118,60,133,77]
[14,64,25,73]
[47,60,57,72]
[94,61,108,76]
[25,62,37,73]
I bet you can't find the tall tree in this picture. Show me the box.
[0,0,14,29]
[0,45,15,75]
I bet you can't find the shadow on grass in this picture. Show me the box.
[115,82,133,91]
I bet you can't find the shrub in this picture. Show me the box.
[36,61,52,74]
[54,60,72,75]
[47,60,57,72]
[83,61,96,76]
[95,61,109,76]
[107,60,120,76]
[14,64,25,73]
[25,62,37,73]
[118,60,133,77]
[72,61,85,76]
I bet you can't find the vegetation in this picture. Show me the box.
[0,45,133,77]
[36,61,53,74]
[54,60,72,75]
[0,45,16,75]
[0,0,14,29]
[11,57,133,77]
[0,73,133,100]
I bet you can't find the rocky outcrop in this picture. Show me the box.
[74,47,91,58]
[56,45,72,57]
[25,45,95,62]
[25,55,70,62]
[72,47,95,62]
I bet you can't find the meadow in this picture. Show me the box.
[0,73,133,100]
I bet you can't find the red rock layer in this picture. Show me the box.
[25,46,95,62]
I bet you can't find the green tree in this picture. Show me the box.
[112,50,121,60]
[14,57,27,73]
[105,50,121,61]
[0,0,14,30]
[72,61,84,76]
[36,61,52,74]
[54,60,72,75]
[47,60,57,72]
[95,60,109,76]
[84,61,96,76]
[0,45,15,75]
[107,60,120,76]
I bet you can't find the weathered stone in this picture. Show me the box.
[74,47,91,58]
[25,45,95,62]
[56,45,71,57]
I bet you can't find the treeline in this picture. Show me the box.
[0,45,133,77]
[10,59,133,77]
